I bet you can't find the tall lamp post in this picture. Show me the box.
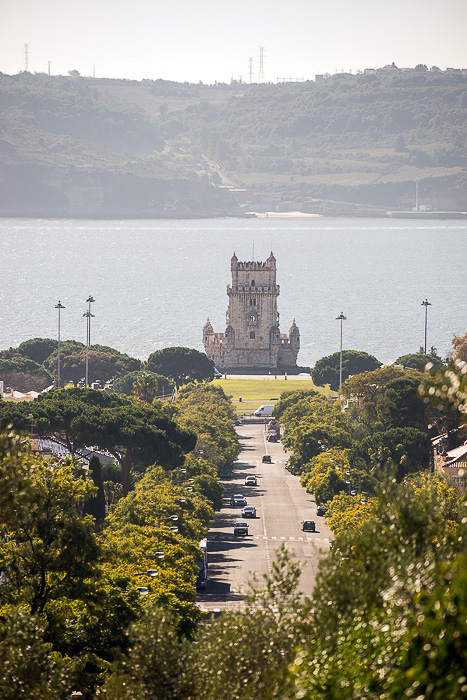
[83,295,95,387]
[421,298,431,354]
[55,300,65,388]
[336,312,346,396]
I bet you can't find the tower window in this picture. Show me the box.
[250,331,255,339]
[251,280,255,287]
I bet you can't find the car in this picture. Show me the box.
[262,455,272,463]
[302,520,316,532]
[245,475,257,485]
[234,521,249,536]
[230,494,247,507]
[242,505,256,518]
[213,368,223,378]
[316,504,327,516]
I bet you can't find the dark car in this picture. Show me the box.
[262,455,272,463]
[230,494,247,507]
[242,505,257,518]
[302,520,316,532]
[316,504,327,516]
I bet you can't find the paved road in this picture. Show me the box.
[197,423,333,613]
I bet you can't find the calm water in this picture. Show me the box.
[0,217,466,367]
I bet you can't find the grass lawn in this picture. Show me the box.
[212,377,335,414]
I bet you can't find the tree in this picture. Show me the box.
[291,475,466,700]
[0,607,76,700]
[101,605,190,700]
[452,330,467,362]
[394,351,444,370]
[83,455,106,523]
[0,429,99,615]
[132,370,158,403]
[44,347,140,385]
[176,383,239,470]
[0,355,53,391]
[113,370,174,398]
[350,426,431,482]
[17,337,58,364]
[147,346,215,389]
[0,388,197,496]
[312,350,381,392]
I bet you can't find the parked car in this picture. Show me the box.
[316,504,327,516]
[230,494,247,507]
[245,475,257,485]
[234,521,249,536]
[242,505,257,518]
[213,368,223,378]
[262,455,272,463]
[302,520,316,532]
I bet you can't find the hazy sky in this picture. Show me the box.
[2,0,466,84]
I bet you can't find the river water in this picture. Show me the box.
[0,217,466,367]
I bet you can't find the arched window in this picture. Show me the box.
[251,280,255,287]
[250,331,255,339]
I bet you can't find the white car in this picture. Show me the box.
[245,475,257,485]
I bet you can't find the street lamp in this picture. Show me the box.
[82,295,95,387]
[55,300,65,387]
[336,312,346,396]
[421,298,431,354]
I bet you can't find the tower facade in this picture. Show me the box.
[203,252,300,372]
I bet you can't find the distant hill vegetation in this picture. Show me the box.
[0,68,466,216]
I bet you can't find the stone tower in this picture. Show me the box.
[203,252,300,372]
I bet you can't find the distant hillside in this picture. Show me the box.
[1,68,466,217]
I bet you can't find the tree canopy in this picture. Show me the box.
[312,350,381,391]
[0,388,196,495]
[147,346,214,389]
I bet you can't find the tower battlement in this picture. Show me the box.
[203,253,301,373]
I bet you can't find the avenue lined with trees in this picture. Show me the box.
[0,335,466,697]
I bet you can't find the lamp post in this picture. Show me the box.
[421,298,431,354]
[336,312,346,395]
[55,300,65,387]
[82,295,95,387]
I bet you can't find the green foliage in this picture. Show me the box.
[44,346,141,385]
[278,391,351,471]
[395,351,444,370]
[420,360,467,418]
[101,605,190,700]
[0,434,99,615]
[17,337,58,364]
[2,71,467,213]
[0,388,197,496]
[0,354,53,391]
[292,475,467,700]
[350,426,432,481]
[184,545,311,700]
[312,350,382,391]
[0,607,77,700]
[113,369,173,398]
[147,346,214,389]
[83,455,106,523]
[176,383,239,470]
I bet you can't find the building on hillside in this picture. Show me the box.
[203,252,303,373]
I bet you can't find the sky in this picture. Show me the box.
[1,0,466,85]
